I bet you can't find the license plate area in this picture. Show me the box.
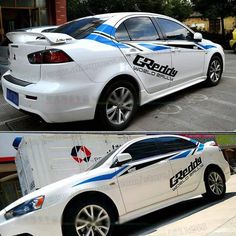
[7,89,19,106]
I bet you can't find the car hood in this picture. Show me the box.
[3,170,92,213]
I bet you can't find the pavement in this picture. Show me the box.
[0,50,236,131]
[113,174,236,236]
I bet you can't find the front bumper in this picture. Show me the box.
[1,71,103,123]
[0,204,63,236]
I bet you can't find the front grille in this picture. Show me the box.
[4,74,33,87]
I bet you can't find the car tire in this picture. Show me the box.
[202,168,226,201]
[96,80,138,131]
[62,198,116,236]
[205,55,223,86]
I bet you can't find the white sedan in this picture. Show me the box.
[0,135,230,236]
[1,13,225,130]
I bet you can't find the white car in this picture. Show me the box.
[1,13,225,130]
[0,135,230,236]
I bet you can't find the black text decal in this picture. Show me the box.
[133,55,178,81]
[170,157,203,191]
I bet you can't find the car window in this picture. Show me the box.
[123,137,196,162]
[115,23,130,41]
[54,17,108,39]
[157,18,193,40]
[123,17,159,41]
[123,139,162,161]
[154,137,196,153]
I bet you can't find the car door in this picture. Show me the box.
[165,137,204,195]
[156,18,206,88]
[116,138,176,212]
[115,16,173,93]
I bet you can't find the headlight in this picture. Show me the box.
[4,196,44,220]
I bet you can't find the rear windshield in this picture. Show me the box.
[53,17,107,39]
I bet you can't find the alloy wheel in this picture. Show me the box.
[105,87,134,125]
[75,204,110,236]
[209,59,222,83]
[208,171,224,195]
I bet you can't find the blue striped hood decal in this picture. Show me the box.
[73,166,128,187]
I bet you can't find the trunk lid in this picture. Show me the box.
[7,32,75,83]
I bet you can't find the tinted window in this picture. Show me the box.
[123,137,196,162]
[158,18,192,40]
[155,137,196,153]
[115,23,130,41]
[54,17,107,39]
[124,139,161,161]
[123,17,159,41]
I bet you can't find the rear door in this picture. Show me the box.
[115,16,173,93]
[156,18,205,87]
[117,138,176,212]
[165,137,204,195]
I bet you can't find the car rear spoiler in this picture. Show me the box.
[6,32,75,45]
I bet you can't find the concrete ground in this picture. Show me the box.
[113,174,236,236]
[0,51,235,131]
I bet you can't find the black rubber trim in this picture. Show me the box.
[4,74,33,87]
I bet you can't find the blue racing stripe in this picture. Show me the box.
[95,24,116,37]
[170,149,192,160]
[73,166,128,187]
[139,43,170,51]
[86,33,129,48]
[198,44,216,50]
[197,143,204,152]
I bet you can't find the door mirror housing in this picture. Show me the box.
[193,32,203,42]
[117,153,132,165]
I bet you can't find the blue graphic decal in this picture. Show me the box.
[190,139,199,145]
[95,24,116,37]
[86,33,129,48]
[198,44,216,50]
[197,143,204,152]
[171,149,192,160]
[139,43,170,51]
[73,166,128,187]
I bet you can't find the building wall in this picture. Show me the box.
[184,16,236,33]
[54,0,67,25]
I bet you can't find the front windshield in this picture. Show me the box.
[53,17,108,39]
[87,149,117,171]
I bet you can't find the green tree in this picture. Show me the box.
[192,0,236,36]
[67,0,193,21]
[164,0,193,21]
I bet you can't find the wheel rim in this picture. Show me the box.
[75,205,110,236]
[106,87,134,125]
[208,171,224,195]
[209,59,222,83]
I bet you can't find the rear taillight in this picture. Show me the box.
[28,49,73,64]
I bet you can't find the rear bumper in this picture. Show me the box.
[1,71,103,123]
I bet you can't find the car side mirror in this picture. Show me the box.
[117,153,132,165]
[193,32,203,42]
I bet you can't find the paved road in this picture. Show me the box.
[113,174,236,236]
[0,51,235,131]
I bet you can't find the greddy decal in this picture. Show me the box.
[170,157,203,191]
[133,55,178,81]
